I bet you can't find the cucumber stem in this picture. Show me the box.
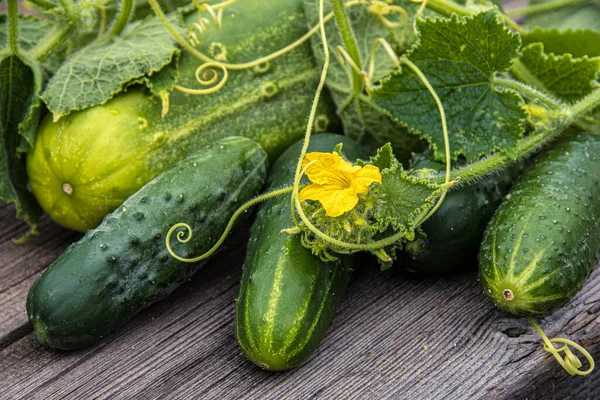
[506,0,586,18]
[440,88,600,185]
[331,0,364,96]
[494,77,560,110]
[528,317,594,376]
[58,0,79,26]
[7,0,19,54]
[109,0,134,36]
[26,0,58,10]
[29,23,75,62]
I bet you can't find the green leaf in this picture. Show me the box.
[518,43,600,103]
[372,161,442,233]
[372,10,527,162]
[369,142,397,170]
[41,13,186,120]
[303,0,430,160]
[522,27,600,58]
[0,51,43,235]
[526,0,600,31]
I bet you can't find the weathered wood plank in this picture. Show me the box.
[1,198,599,399]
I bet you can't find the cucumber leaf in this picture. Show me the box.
[372,10,527,162]
[522,28,600,58]
[518,43,600,103]
[41,13,186,120]
[0,52,43,236]
[525,0,600,31]
[371,157,442,234]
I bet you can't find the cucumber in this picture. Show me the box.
[26,137,267,350]
[26,0,337,232]
[236,134,369,371]
[399,154,521,275]
[479,134,600,316]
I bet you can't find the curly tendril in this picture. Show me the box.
[367,0,408,29]
[187,0,231,47]
[174,62,228,95]
[529,318,594,376]
[166,186,294,263]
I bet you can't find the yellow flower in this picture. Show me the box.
[299,151,382,217]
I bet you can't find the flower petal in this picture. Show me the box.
[300,184,359,217]
[351,164,382,194]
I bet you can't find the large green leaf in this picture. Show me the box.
[372,10,527,162]
[522,28,600,58]
[526,0,600,31]
[0,51,43,235]
[41,13,186,120]
[518,43,600,103]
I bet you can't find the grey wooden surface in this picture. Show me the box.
[1,196,600,399]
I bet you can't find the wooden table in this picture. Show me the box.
[1,196,599,399]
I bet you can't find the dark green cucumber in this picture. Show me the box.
[236,134,369,371]
[399,154,521,275]
[27,137,267,350]
[480,134,600,316]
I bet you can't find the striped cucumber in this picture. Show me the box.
[479,134,600,316]
[235,134,369,371]
[27,137,267,350]
[27,0,337,232]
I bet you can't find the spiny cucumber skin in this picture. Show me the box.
[27,0,339,232]
[26,137,267,350]
[235,134,369,371]
[479,134,600,316]
[400,155,521,275]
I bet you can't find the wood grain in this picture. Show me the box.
[1,198,599,399]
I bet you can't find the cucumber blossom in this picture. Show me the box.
[236,134,369,371]
[479,134,600,316]
[27,137,267,350]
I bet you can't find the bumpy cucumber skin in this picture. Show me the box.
[27,137,267,350]
[399,155,521,275]
[236,134,369,371]
[27,0,338,232]
[479,134,600,316]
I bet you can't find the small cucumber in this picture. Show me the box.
[27,0,337,232]
[27,137,267,350]
[479,134,600,316]
[399,154,521,275]
[235,134,369,371]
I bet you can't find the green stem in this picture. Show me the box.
[109,0,133,36]
[7,0,19,54]
[494,77,560,109]
[506,0,586,17]
[331,0,363,95]
[424,0,472,18]
[59,0,79,25]
[441,89,600,185]
[26,0,57,10]
[29,23,75,62]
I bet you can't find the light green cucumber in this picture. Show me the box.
[479,134,600,316]
[27,137,267,350]
[236,134,369,371]
[27,0,338,232]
